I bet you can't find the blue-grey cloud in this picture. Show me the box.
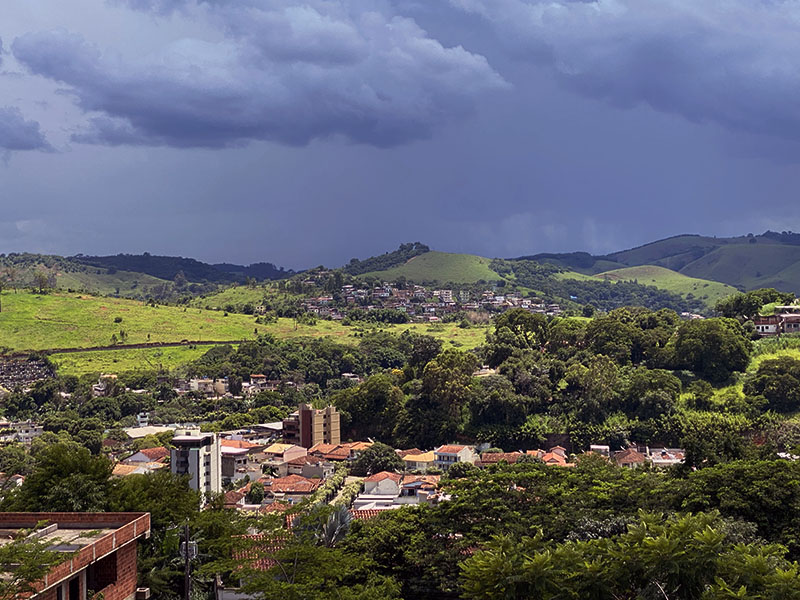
[451,0,800,141]
[13,1,507,148]
[0,107,51,151]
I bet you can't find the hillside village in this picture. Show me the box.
[3,252,800,599]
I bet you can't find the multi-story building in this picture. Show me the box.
[282,404,341,449]
[433,445,478,471]
[5,511,151,600]
[0,420,44,444]
[171,428,221,495]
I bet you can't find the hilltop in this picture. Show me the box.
[348,245,723,312]
[361,251,499,284]
[0,252,295,301]
[593,265,738,306]
[520,231,800,294]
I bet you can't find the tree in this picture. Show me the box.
[332,374,403,441]
[0,537,65,600]
[7,443,112,512]
[247,481,265,504]
[493,309,549,349]
[3,266,18,293]
[715,288,794,320]
[743,356,800,413]
[32,270,50,294]
[671,318,751,383]
[351,442,404,477]
[461,512,800,600]
[621,367,681,420]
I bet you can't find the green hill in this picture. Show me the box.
[593,266,738,307]
[0,291,263,351]
[520,231,800,294]
[679,244,800,290]
[361,251,501,284]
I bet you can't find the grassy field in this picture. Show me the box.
[189,285,267,310]
[0,291,487,370]
[680,243,800,293]
[361,251,500,284]
[47,323,487,375]
[593,265,738,307]
[54,269,169,296]
[0,291,261,351]
[50,345,217,376]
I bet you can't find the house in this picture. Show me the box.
[261,443,307,467]
[589,445,611,457]
[753,305,800,336]
[398,475,440,504]
[353,473,442,511]
[434,445,478,471]
[540,448,573,467]
[648,447,685,468]
[260,475,321,504]
[112,461,166,477]
[92,374,118,397]
[123,446,169,464]
[614,447,647,468]
[189,377,228,396]
[308,441,373,462]
[0,420,44,444]
[7,511,151,600]
[363,471,403,496]
[403,450,436,472]
[477,452,524,467]
[283,454,335,479]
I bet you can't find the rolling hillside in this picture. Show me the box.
[520,231,800,294]
[0,291,261,351]
[593,266,738,306]
[361,251,501,284]
[0,290,485,356]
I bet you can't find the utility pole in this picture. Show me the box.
[184,522,191,600]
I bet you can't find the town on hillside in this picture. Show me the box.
[2,281,800,598]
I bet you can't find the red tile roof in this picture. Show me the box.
[261,475,321,494]
[138,446,169,461]
[260,502,290,514]
[436,445,468,454]
[309,442,339,455]
[233,534,287,571]
[614,447,647,465]
[364,471,402,483]
[396,448,423,458]
[287,454,327,466]
[479,452,523,464]
[221,439,260,449]
[350,509,383,521]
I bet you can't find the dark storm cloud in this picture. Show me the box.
[0,107,51,151]
[451,0,800,141]
[12,1,507,148]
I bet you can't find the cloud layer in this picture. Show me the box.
[0,107,50,151]
[12,0,507,148]
[451,0,800,140]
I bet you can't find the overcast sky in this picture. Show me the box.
[3,0,800,269]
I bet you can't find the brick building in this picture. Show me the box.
[1,512,151,600]
[282,404,340,449]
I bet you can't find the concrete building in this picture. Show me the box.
[282,404,341,449]
[0,420,44,444]
[433,445,478,471]
[171,428,221,495]
[4,511,151,600]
